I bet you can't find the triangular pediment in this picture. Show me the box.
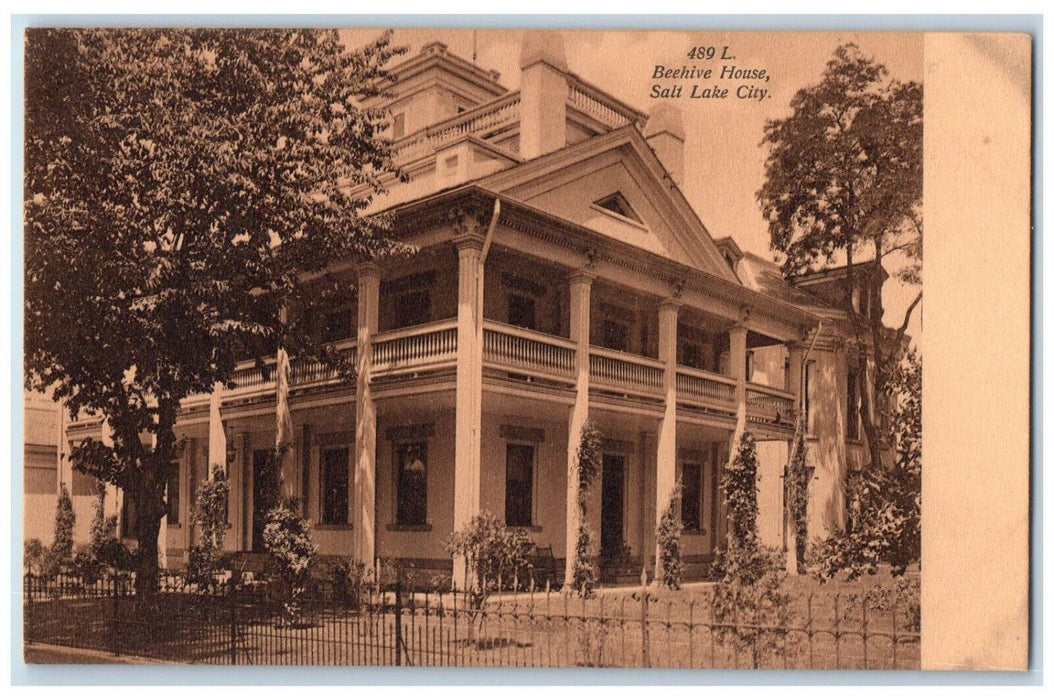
[476,129,738,282]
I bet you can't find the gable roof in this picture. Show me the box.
[475,125,739,283]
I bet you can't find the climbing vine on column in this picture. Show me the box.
[572,422,603,596]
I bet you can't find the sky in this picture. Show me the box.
[342,28,924,340]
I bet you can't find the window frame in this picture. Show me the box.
[504,441,537,528]
[847,367,862,442]
[319,444,351,527]
[394,440,429,527]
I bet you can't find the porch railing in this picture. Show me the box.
[371,319,458,377]
[227,339,358,396]
[676,366,737,413]
[589,347,665,399]
[483,321,576,382]
[746,383,797,427]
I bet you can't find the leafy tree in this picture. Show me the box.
[24,28,407,596]
[52,483,75,566]
[758,43,922,472]
[811,349,922,580]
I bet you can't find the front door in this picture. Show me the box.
[252,449,279,552]
[600,453,626,560]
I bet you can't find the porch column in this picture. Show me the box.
[453,234,485,588]
[653,300,680,582]
[564,270,594,587]
[787,343,805,408]
[729,324,749,433]
[354,264,380,566]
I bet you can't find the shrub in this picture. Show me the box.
[263,500,317,620]
[71,481,123,584]
[656,484,684,590]
[786,424,810,574]
[186,470,232,590]
[24,538,46,576]
[571,521,596,597]
[51,483,75,567]
[331,559,370,609]
[447,511,534,593]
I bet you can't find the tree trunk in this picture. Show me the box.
[133,483,163,599]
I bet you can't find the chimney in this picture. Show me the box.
[519,32,568,159]
[644,103,686,186]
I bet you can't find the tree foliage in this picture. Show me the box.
[655,484,684,590]
[571,422,603,596]
[811,350,922,581]
[758,43,922,472]
[24,29,407,594]
[52,483,75,564]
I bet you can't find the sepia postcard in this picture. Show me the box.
[18,24,1033,674]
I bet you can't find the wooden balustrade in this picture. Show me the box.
[746,383,797,426]
[567,79,639,129]
[676,366,737,408]
[371,320,458,374]
[482,321,576,380]
[392,93,521,162]
[589,347,665,397]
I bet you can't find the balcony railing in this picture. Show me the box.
[227,340,358,397]
[746,382,797,427]
[371,319,458,377]
[589,346,664,399]
[391,93,521,163]
[483,321,576,383]
[676,366,737,413]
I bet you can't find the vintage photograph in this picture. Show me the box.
[22,26,929,670]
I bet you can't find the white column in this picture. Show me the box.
[653,300,680,581]
[564,271,594,587]
[729,324,749,436]
[453,235,485,588]
[354,264,380,566]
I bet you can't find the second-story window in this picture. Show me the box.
[804,360,815,435]
[392,112,405,139]
[507,294,536,331]
[602,319,629,352]
[322,307,353,343]
[396,289,431,328]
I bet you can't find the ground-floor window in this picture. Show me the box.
[166,461,180,525]
[396,441,428,526]
[681,462,703,531]
[321,446,350,525]
[505,443,535,527]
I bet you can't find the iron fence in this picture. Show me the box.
[23,571,920,669]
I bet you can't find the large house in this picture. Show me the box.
[41,34,876,586]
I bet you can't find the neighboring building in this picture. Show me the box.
[42,35,880,584]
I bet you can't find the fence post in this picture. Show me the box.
[394,570,403,667]
[229,579,238,665]
[639,568,650,668]
[24,574,32,643]
[111,571,120,656]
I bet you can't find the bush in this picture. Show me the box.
[331,559,370,609]
[263,500,317,620]
[71,481,125,584]
[24,538,46,576]
[51,483,75,566]
[447,511,534,593]
[656,484,683,590]
[186,471,232,590]
[570,521,596,597]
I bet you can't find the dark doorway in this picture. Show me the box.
[600,453,626,559]
[252,449,279,552]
